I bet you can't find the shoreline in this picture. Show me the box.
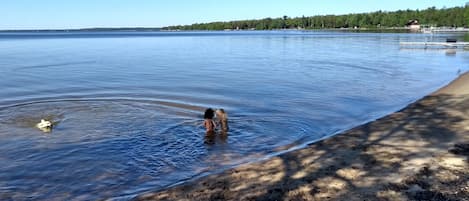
[136,72,469,201]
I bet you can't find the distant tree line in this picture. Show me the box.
[163,5,469,30]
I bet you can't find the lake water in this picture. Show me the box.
[0,31,467,200]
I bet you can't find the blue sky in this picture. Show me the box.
[1,0,467,30]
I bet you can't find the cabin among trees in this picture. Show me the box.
[406,19,420,30]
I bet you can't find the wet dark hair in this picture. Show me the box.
[204,108,214,119]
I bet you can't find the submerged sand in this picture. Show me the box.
[136,73,469,201]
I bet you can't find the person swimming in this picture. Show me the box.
[203,108,216,132]
[215,108,229,132]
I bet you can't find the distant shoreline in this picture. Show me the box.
[1,27,467,34]
[0,27,430,33]
[0,27,162,32]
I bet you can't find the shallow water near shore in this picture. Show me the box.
[0,31,467,200]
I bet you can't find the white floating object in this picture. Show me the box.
[36,119,53,132]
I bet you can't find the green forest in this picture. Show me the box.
[163,5,469,30]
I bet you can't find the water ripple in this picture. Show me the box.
[12,61,96,71]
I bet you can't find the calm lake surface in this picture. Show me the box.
[0,31,467,200]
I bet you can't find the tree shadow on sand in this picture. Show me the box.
[136,94,469,201]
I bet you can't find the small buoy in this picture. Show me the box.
[36,119,53,132]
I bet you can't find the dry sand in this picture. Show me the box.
[136,73,469,201]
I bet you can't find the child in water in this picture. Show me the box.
[203,108,216,132]
[215,109,229,132]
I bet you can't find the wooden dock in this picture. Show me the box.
[427,28,469,33]
[400,42,469,48]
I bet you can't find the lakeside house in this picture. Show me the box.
[406,19,421,30]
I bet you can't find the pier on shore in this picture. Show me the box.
[400,42,469,49]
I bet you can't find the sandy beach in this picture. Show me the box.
[136,72,469,201]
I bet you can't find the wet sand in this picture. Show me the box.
[136,73,469,201]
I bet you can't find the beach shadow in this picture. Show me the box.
[248,94,469,201]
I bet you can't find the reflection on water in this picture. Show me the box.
[0,31,468,200]
[204,130,229,145]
